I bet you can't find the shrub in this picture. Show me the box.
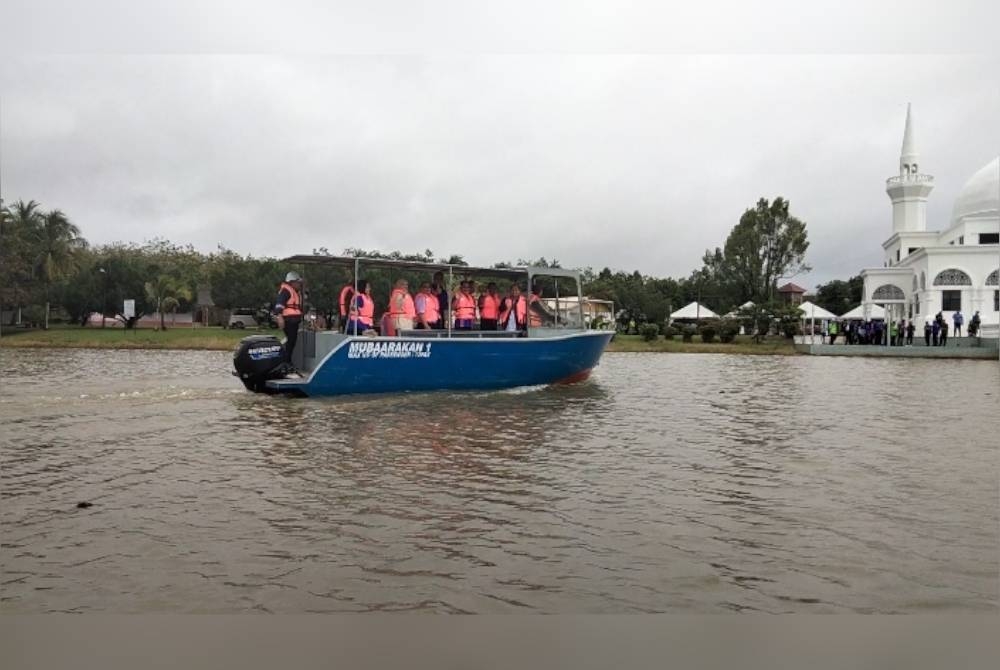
[780,320,800,338]
[662,325,677,341]
[681,325,697,342]
[698,322,717,343]
[718,319,739,343]
[639,323,660,342]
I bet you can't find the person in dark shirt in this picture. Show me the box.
[431,271,448,330]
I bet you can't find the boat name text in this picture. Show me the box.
[347,341,433,359]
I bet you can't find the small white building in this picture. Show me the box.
[860,104,999,335]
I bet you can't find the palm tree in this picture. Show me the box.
[32,208,87,329]
[144,275,192,330]
[2,200,44,327]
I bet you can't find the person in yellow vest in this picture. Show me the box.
[273,271,304,366]
[388,278,416,333]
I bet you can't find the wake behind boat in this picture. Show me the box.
[233,254,613,397]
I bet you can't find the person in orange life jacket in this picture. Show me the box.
[499,283,527,332]
[453,280,477,330]
[389,278,416,332]
[527,284,556,328]
[273,271,304,365]
[431,271,448,328]
[345,279,375,335]
[415,282,442,329]
[337,278,356,333]
[478,281,500,331]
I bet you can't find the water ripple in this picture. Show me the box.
[1,348,997,613]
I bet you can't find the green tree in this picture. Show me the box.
[815,275,863,316]
[707,197,810,305]
[207,247,283,313]
[144,275,193,330]
[54,249,101,325]
[31,208,88,329]
[1,200,43,327]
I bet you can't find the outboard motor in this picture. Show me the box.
[233,335,288,392]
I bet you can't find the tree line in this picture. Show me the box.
[3,195,859,331]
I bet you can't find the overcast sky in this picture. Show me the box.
[2,4,998,290]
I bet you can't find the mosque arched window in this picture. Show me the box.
[987,269,999,286]
[872,284,905,301]
[932,269,972,286]
[919,272,925,289]
[912,276,918,292]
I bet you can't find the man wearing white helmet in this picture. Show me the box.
[274,270,304,368]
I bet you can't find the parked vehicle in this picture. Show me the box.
[227,309,259,329]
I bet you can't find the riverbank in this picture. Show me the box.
[0,326,798,355]
[608,334,797,354]
[0,325,248,350]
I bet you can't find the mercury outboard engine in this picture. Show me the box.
[233,335,288,392]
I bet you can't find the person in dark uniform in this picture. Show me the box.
[274,271,304,368]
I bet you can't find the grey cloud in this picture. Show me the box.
[2,54,997,289]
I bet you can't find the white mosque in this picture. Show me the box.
[859,104,999,336]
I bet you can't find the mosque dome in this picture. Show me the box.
[951,156,999,224]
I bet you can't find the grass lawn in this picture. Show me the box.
[0,324,256,350]
[1,325,798,355]
[606,333,798,355]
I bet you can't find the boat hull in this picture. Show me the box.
[266,330,613,397]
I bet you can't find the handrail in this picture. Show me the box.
[886,174,934,186]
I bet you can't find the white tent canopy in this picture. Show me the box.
[840,304,886,320]
[670,301,718,320]
[797,301,838,321]
[724,301,755,318]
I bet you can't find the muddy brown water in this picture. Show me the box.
[1,348,997,613]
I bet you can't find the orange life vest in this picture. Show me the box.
[528,294,542,327]
[479,293,499,320]
[454,292,476,320]
[338,284,354,317]
[279,282,302,317]
[389,288,416,318]
[419,292,441,324]
[355,294,374,326]
[499,296,526,328]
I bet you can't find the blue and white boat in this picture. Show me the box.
[233,254,614,397]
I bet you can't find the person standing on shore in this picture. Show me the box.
[952,310,964,337]
[274,271,304,368]
[924,319,932,346]
[969,311,981,337]
[905,319,915,345]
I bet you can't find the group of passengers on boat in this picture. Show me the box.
[337,270,555,336]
